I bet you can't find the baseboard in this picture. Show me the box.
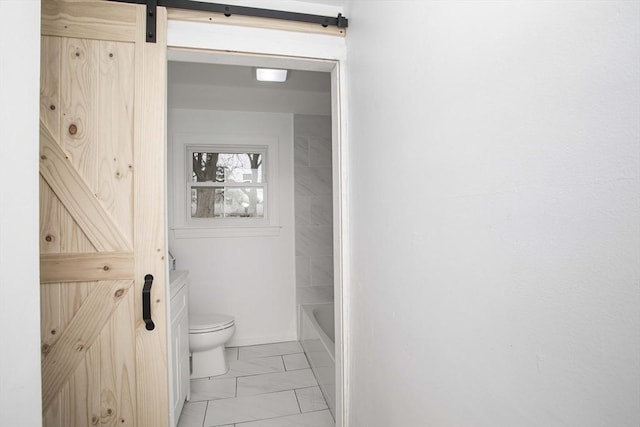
[227,332,297,347]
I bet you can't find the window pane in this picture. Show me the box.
[192,152,263,184]
[191,187,264,218]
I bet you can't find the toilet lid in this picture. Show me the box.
[189,313,235,332]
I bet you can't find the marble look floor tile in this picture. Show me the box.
[218,355,285,378]
[177,401,207,427]
[204,390,299,426]
[295,386,328,413]
[237,369,317,397]
[235,409,334,427]
[238,341,303,360]
[225,347,239,361]
[283,353,309,371]
[190,377,236,402]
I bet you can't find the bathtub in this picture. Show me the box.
[299,303,335,419]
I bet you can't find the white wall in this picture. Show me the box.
[0,1,43,425]
[169,83,330,115]
[168,109,296,346]
[345,2,640,426]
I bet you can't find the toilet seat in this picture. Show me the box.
[189,313,235,333]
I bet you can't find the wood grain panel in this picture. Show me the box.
[133,7,169,427]
[100,290,136,426]
[167,8,346,37]
[61,37,98,188]
[40,121,132,251]
[42,0,137,42]
[59,340,101,427]
[97,41,134,242]
[59,203,97,254]
[42,280,133,411]
[41,252,134,283]
[40,177,62,348]
[40,36,61,143]
[58,199,97,426]
[41,2,169,425]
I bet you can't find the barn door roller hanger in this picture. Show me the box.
[108,0,349,43]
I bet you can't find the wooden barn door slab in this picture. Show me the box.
[39,1,168,426]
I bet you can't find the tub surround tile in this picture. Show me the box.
[310,255,333,286]
[190,377,237,402]
[177,401,207,427]
[295,196,311,226]
[235,409,334,427]
[295,226,333,257]
[309,136,332,168]
[296,255,311,287]
[295,166,332,197]
[236,369,317,397]
[204,390,300,426]
[295,136,309,166]
[297,287,334,305]
[218,355,285,379]
[283,353,310,371]
[295,386,329,413]
[294,115,331,138]
[238,341,303,360]
[309,195,333,226]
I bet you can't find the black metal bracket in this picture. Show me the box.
[142,274,155,331]
[146,0,157,42]
[109,0,348,43]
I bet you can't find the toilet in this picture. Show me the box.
[189,313,236,379]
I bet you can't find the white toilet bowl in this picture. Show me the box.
[189,313,235,379]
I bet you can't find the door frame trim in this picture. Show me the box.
[165,19,350,427]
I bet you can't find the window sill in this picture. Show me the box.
[172,226,282,239]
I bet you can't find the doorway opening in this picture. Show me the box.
[165,45,347,427]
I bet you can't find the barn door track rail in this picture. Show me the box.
[108,0,349,42]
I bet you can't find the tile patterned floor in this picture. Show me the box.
[178,341,333,427]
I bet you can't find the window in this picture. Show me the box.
[190,149,266,219]
[172,134,280,238]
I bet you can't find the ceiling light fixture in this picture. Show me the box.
[256,68,288,82]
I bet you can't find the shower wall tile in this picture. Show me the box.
[310,256,333,286]
[295,166,332,197]
[294,136,309,167]
[295,256,311,287]
[294,115,334,306]
[294,114,331,137]
[295,196,310,226]
[309,136,332,168]
[310,195,333,226]
[296,286,334,305]
[295,226,333,257]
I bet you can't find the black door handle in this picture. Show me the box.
[143,274,155,331]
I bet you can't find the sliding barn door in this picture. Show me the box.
[39,1,168,426]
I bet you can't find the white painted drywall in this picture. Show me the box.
[168,109,296,346]
[345,1,640,426]
[0,1,42,425]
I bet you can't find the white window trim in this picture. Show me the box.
[171,133,280,238]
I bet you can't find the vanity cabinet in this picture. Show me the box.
[169,271,190,427]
